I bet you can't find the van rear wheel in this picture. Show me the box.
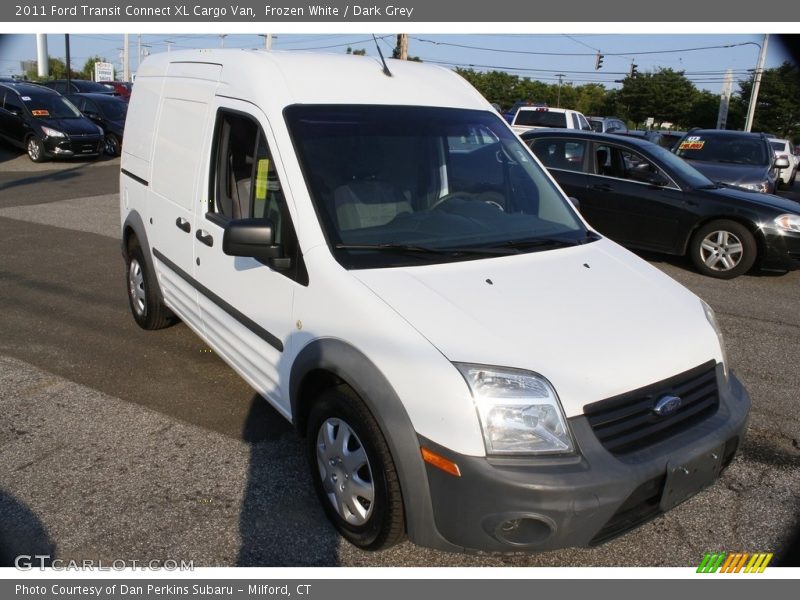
[126,242,174,330]
[306,386,405,550]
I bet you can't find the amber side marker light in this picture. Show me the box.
[421,447,462,477]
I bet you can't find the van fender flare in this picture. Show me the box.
[289,338,458,551]
[121,210,166,306]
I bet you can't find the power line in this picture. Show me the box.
[411,36,758,57]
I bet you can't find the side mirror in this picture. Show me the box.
[84,110,100,120]
[774,156,790,169]
[568,196,581,212]
[222,218,288,268]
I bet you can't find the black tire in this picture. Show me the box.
[26,136,46,163]
[104,133,121,157]
[689,220,757,280]
[125,241,175,330]
[306,386,405,550]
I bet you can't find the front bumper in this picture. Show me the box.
[43,134,103,158]
[418,364,750,553]
[760,228,800,271]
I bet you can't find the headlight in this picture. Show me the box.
[701,300,729,381]
[454,364,574,455]
[739,180,769,193]
[40,126,65,138]
[774,214,800,233]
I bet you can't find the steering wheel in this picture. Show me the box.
[429,192,505,212]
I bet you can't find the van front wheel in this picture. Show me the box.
[306,386,405,550]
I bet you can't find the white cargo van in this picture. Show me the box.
[120,49,750,553]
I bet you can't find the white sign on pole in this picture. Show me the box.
[94,61,114,82]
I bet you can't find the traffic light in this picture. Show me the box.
[595,52,604,70]
[630,63,638,77]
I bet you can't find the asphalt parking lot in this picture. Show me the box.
[0,144,798,567]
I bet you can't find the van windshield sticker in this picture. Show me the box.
[31,109,50,117]
[21,96,31,101]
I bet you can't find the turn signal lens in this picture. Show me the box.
[420,447,461,477]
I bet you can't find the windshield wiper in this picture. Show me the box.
[334,243,519,256]
[488,231,600,250]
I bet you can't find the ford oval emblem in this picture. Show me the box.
[653,394,682,417]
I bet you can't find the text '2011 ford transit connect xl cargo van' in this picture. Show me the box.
[120,49,750,553]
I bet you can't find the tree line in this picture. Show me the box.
[22,54,800,143]
[456,62,800,142]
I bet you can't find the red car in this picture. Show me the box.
[104,81,133,101]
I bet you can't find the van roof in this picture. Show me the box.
[136,49,489,110]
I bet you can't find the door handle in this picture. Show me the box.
[195,230,214,247]
[175,217,191,233]
[590,183,613,192]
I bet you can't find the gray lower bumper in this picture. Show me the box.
[416,364,750,553]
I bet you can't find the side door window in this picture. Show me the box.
[617,147,672,186]
[529,138,587,173]
[208,110,305,283]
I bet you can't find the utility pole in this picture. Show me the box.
[265,34,273,50]
[396,34,408,60]
[36,34,48,78]
[219,34,227,48]
[165,40,174,52]
[137,34,141,73]
[123,34,129,81]
[745,34,769,133]
[556,74,565,108]
[716,69,734,130]
[65,34,71,86]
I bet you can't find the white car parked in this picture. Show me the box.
[511,106,592,135]
[120,49,750,553]
[769,138,798,187]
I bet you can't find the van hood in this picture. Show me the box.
[352,239,721,417]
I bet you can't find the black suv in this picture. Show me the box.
[0,82,104,162]
[673,129,788,194]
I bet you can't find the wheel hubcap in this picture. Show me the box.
[700,230,744,272]
[316,418,374,525]
[28,139,40,160]
[128,259,146,316]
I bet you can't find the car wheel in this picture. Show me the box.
[126,241,175,330]
[104,133,120,157]
[26,137,46,163]
[690,220,757,280]
[306,386,405,550]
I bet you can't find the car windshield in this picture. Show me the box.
[23,94,82,119]
[589,120,604,133]
[96,98,127,120]
[770,141,786,153]
[674,132,769,166]
[285,105,589,269]
[646,144,714,189]
[515,109,568,128]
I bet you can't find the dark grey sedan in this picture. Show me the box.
[521,129,800,279]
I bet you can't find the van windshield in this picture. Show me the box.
[285,105,590,269]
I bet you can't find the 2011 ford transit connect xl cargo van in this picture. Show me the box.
[120,49,750,553]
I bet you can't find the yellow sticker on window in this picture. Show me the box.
[679,141,705,150]
[31,109,49,117]
[255,158,269,200]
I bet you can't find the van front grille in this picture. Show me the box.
[584,361,719,455]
